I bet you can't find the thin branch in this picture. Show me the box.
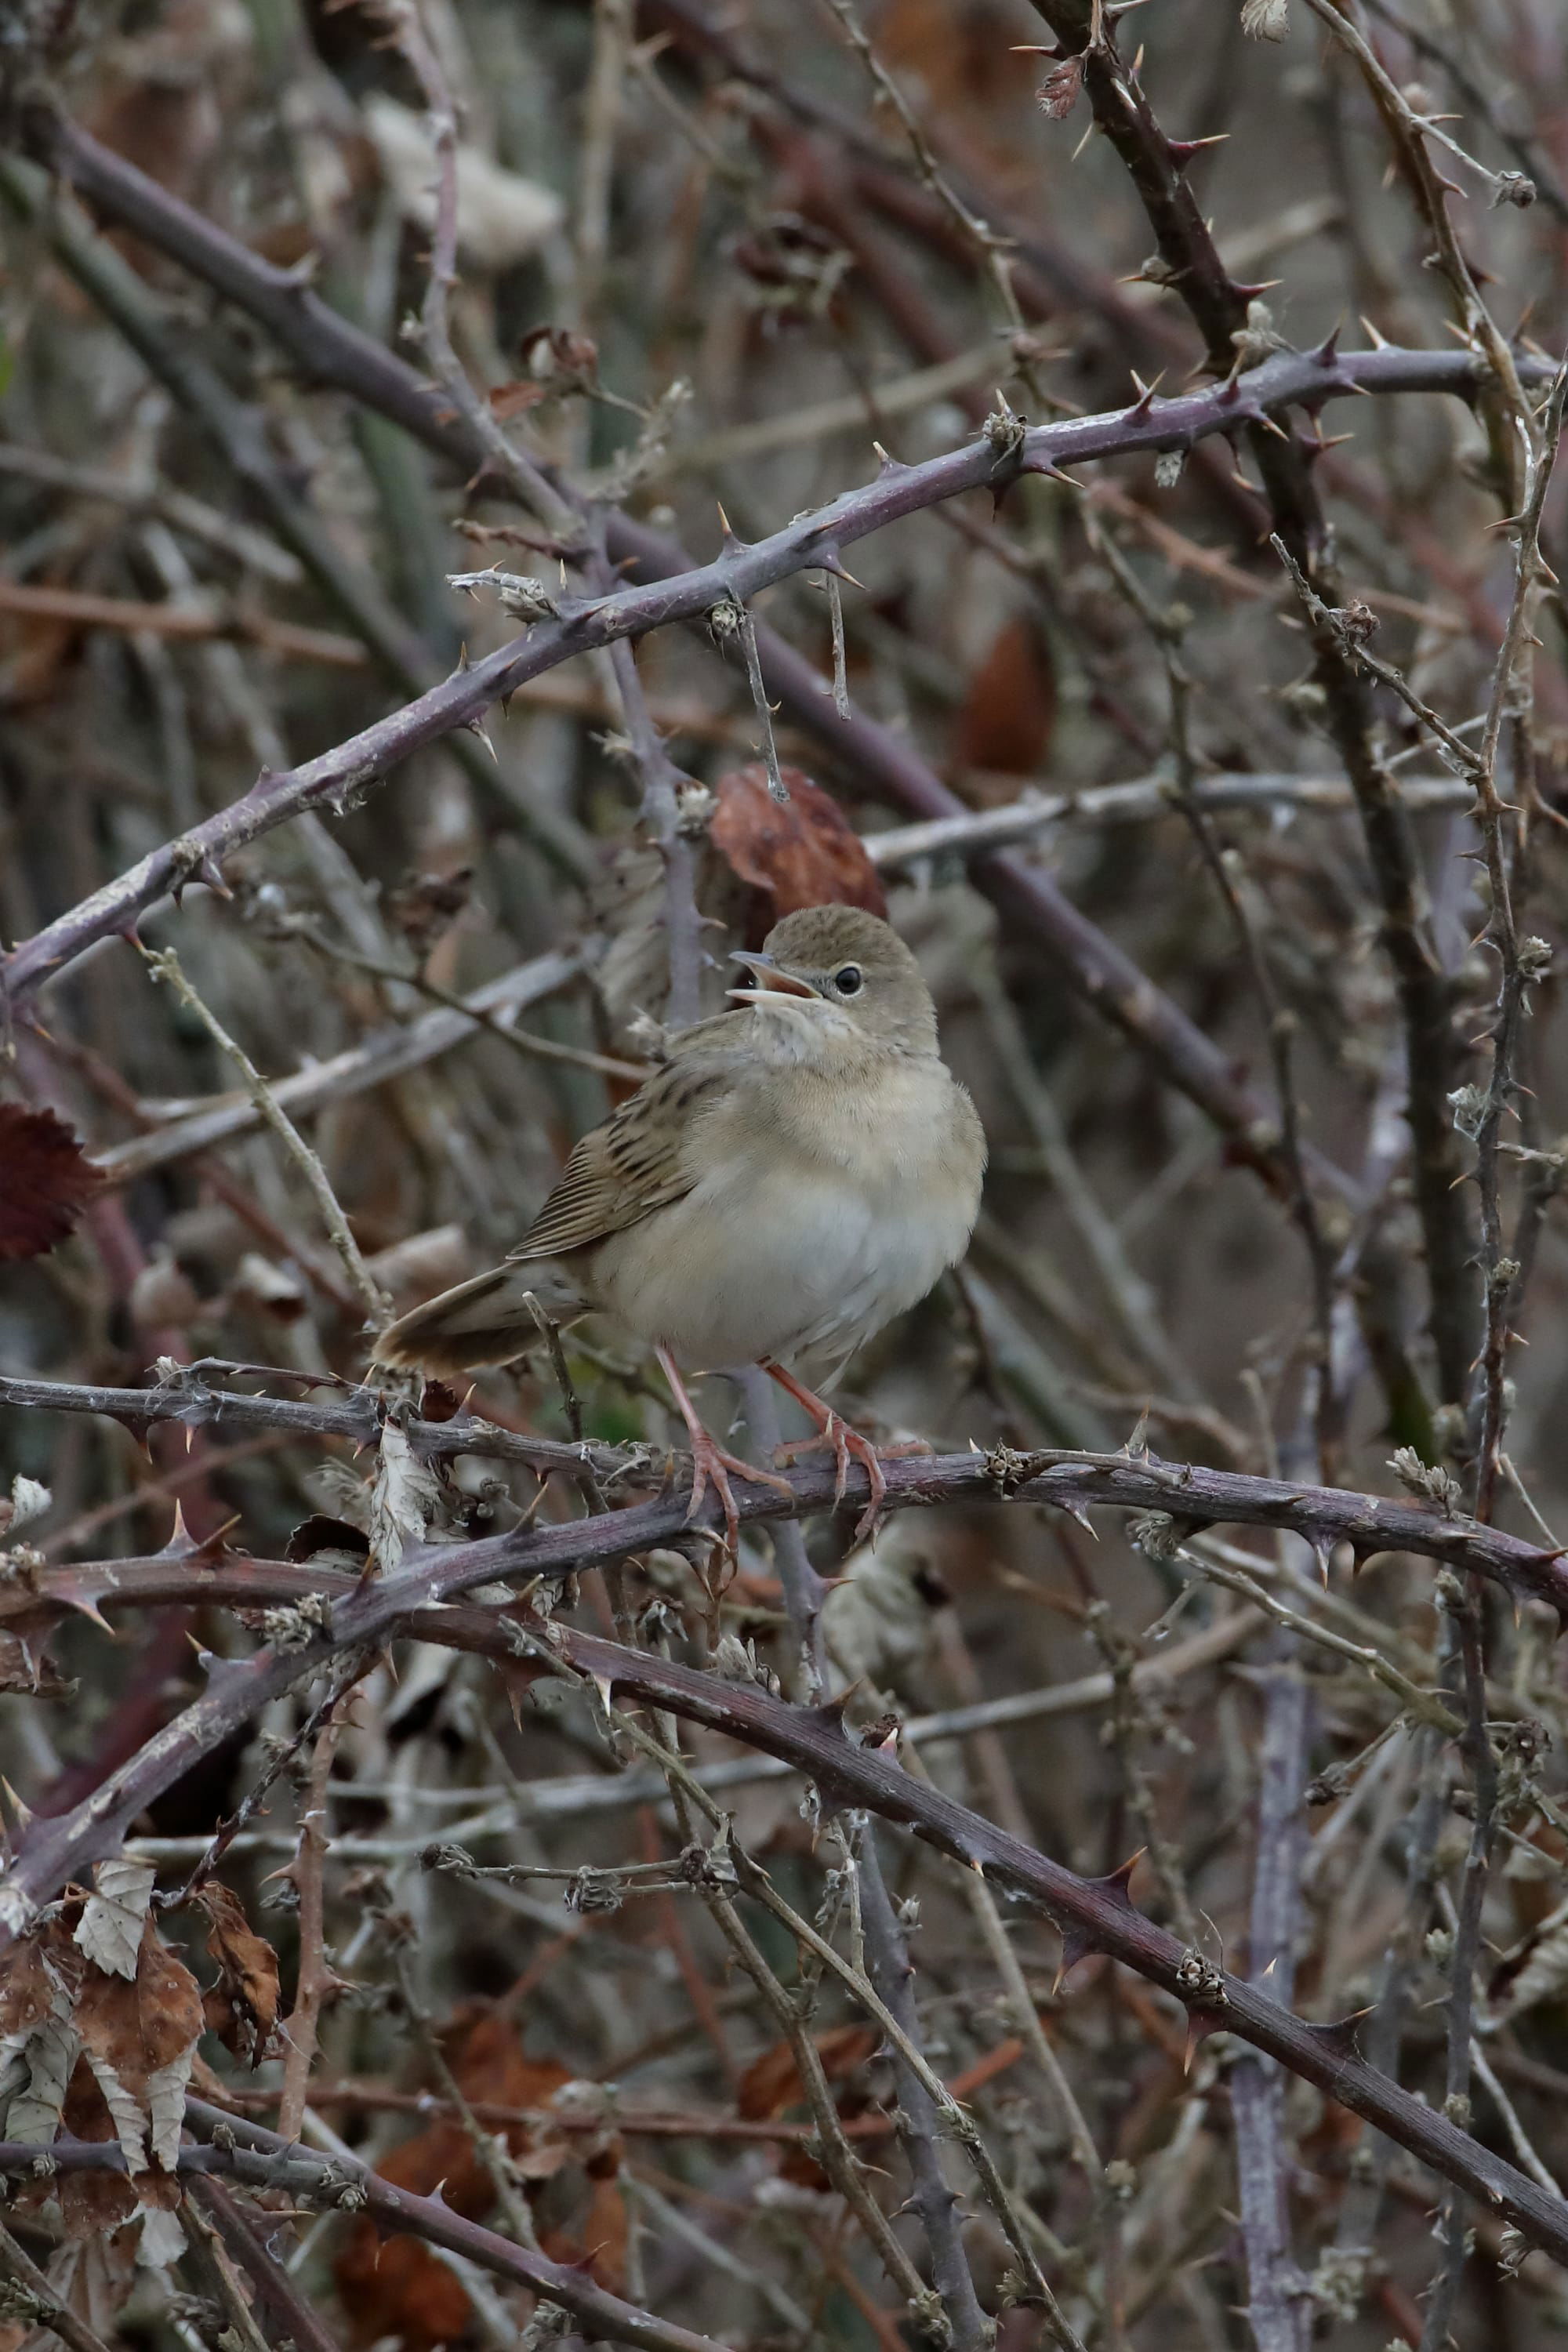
[140,945,388,1322]
[277,1697,352,2141]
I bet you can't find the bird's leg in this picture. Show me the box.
[655,1346,793,1556]
[762,1361,909,1541]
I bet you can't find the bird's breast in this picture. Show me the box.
[589,1053,984,1374]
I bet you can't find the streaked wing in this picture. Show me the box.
[507,1041,731,1261]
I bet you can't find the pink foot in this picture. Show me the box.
[655,1348,793,1555]
[764,1362,902,1541]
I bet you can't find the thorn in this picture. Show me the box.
[1251,410,1291,440]
[466,722,499,763]
[808,1690,855,1740]
[716,502,747,553]
[1183,2006,1226,2074]
[1313,319,1343,367]
[1359,314,1391,350]
[54,1581,114,1634]
[1305,2009,1372,2063]
[872,441,904,475]
[1071,118,1095,164]
[1127,368,1164,419]
[1167,132,1229,171]
[161,1500,198,1558]
[1031,460,1086,490]
[1053,1927,1094,1993]
[1088,1850,1145,1907]
[815,544,866,590]
[0,1780,33,1832]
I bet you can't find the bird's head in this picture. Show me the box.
[728,906,938,1054]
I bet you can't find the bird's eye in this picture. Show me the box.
[833,964,863,996]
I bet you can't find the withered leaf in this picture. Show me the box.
[737,2023,878,2119]
[284,1514,371,1566]
[486,377,550,421]
[333,2006,572,2352]
[74,1917,201,2175]
[56,2059,137,2241]
[1037,56,1084,118]
[951,615,1057,784]
[194,1882,281,2066]
[0,1105,104,1263]
[710,764,887,940]
[75,1856,158,1982]
[0,1629,73,1697]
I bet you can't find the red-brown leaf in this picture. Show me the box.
[950,615,1057,786]
[486,378,550,421]
[194,1883,282,2067]
[737,2024,878,2119]
[1037,56,1084,119]
[0,1105,104,1262]
[710,764,887,942]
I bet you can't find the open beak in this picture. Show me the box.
[727,950,821,1004]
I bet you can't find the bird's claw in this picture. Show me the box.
[776,1415,891,1541]
[684,1429,793,1558]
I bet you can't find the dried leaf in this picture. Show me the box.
[333,2007,572,2350]
[134,2201,186,2270]
[0,1630,73,1696]
[710,764,887,938]
[543,2172,628,2294]
[9,2014,82,2147]
[0,1105,103,1263]
[74,1917,201,2179]
[486,377,550,421]
[951,616,1057,785]
[82,2049,150,2175]
[367,1419,441,1570]
[737,2024,878,2119]
[75,1857,158,1981]
[363,94,563,270]
[284,1515,371,1568]
[1241,0,1290,37]
[0,1475,50,1537]
[56,2060,137,2241]
[144,2045,195,2171]
[0,1915,79,2042]
[1037,56,1084,118]
[194,1883,281,2066]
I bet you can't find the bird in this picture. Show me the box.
[374,904,987,1551]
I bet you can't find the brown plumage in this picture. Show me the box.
[375,906,986,1544]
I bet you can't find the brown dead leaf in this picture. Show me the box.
[333,2005,574,2350]
[194,1883,281,2066]
[1036,56,1085,119]
[737,2023,878,2119]
[486,378,550,421]
[0,1630,72,1696]
[710,764,887,943]
[335,2224,475,2352]
[0,1914,78,2040]
[0,1105,105,1263]
[55,2060,137,2241]
[73,1915,201,2187]
[950,615,1057,789]
[543,2170,628,2295]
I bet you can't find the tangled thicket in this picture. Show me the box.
[4,0,1568,2347]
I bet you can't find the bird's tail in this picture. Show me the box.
[372,1265,579,1379]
